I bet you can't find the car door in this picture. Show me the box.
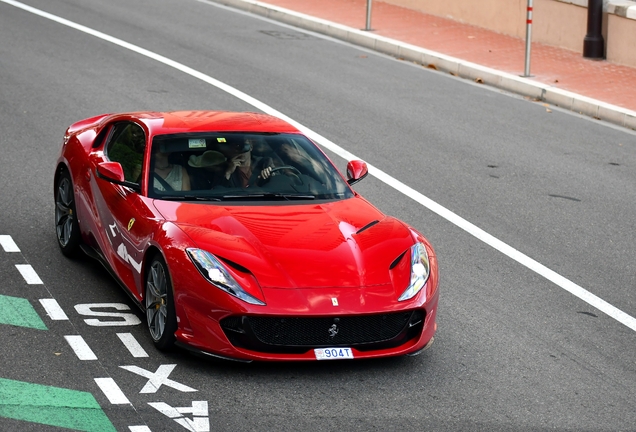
[90,121,156,301]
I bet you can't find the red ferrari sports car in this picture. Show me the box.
[54,110,438,361]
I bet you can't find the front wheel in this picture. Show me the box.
[145,254,177,350]
[55,169,82,257]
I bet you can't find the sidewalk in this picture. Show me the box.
[214,0,636,130]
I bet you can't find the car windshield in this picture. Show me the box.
[147,132,353,201]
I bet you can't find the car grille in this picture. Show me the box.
[221,310,425,354]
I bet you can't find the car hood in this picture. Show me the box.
[153,198,415,289]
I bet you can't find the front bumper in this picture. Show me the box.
[174,287,439,362]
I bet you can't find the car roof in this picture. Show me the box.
[121,110,301,135]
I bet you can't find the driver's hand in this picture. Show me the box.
[260,166,273,179]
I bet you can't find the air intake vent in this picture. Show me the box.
[356,220,379,234]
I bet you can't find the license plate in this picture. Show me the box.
[314,347,354,360]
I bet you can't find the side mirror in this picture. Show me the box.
[96,162,125,183]
[346,160,368,186]
[96,162,140,192]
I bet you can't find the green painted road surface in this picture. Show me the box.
[0,378,116,431]
[0,294,47,330]
[1,296,116,431]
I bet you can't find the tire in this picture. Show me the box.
[145,254,177,350]
[55,169,82,257]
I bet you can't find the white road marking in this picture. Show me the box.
[64,335,98,360]
[0,235,20,252]
[74,303,142,326]
[149,401,210,432]
[120,364,197,393]
[39,298,69,320]
[94,377,131,404]
[3,0,635,332]
[128,427,152,432]
[117,333,149,358]
[15,264,43,284]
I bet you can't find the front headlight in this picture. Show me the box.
[398,243,430,301]
[186,248,265,305]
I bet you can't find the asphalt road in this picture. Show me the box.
[1,0,635,431]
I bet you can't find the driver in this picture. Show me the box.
[215,137,275,188]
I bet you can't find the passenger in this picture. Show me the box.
[216,138,275,188]
[153,151,191,192]
[187,150,226,189]
[277,141,322,182]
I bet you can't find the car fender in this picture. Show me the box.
[142,221,198,336]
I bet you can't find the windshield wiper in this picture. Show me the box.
[221,193,315,201]
[157,195,221,201]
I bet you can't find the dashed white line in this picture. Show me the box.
[64,335,97,360]
[15,264,43,284]
[117,333,149,358]
[94,377,131,405]
[0,235,20,252]
[128,427,152,432]
[39,298,69,320]
[2,0,636,333]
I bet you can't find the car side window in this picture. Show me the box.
[106,123,146,183]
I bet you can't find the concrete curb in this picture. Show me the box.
[210,0,636,130]
[608,0,636,20]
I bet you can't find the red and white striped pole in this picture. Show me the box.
[523,0,533,77]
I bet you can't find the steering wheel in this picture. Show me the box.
[259,165,303,186]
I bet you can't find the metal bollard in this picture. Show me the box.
[365,0,373,31]
[583,0,604,59]
[523,0,533,77]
